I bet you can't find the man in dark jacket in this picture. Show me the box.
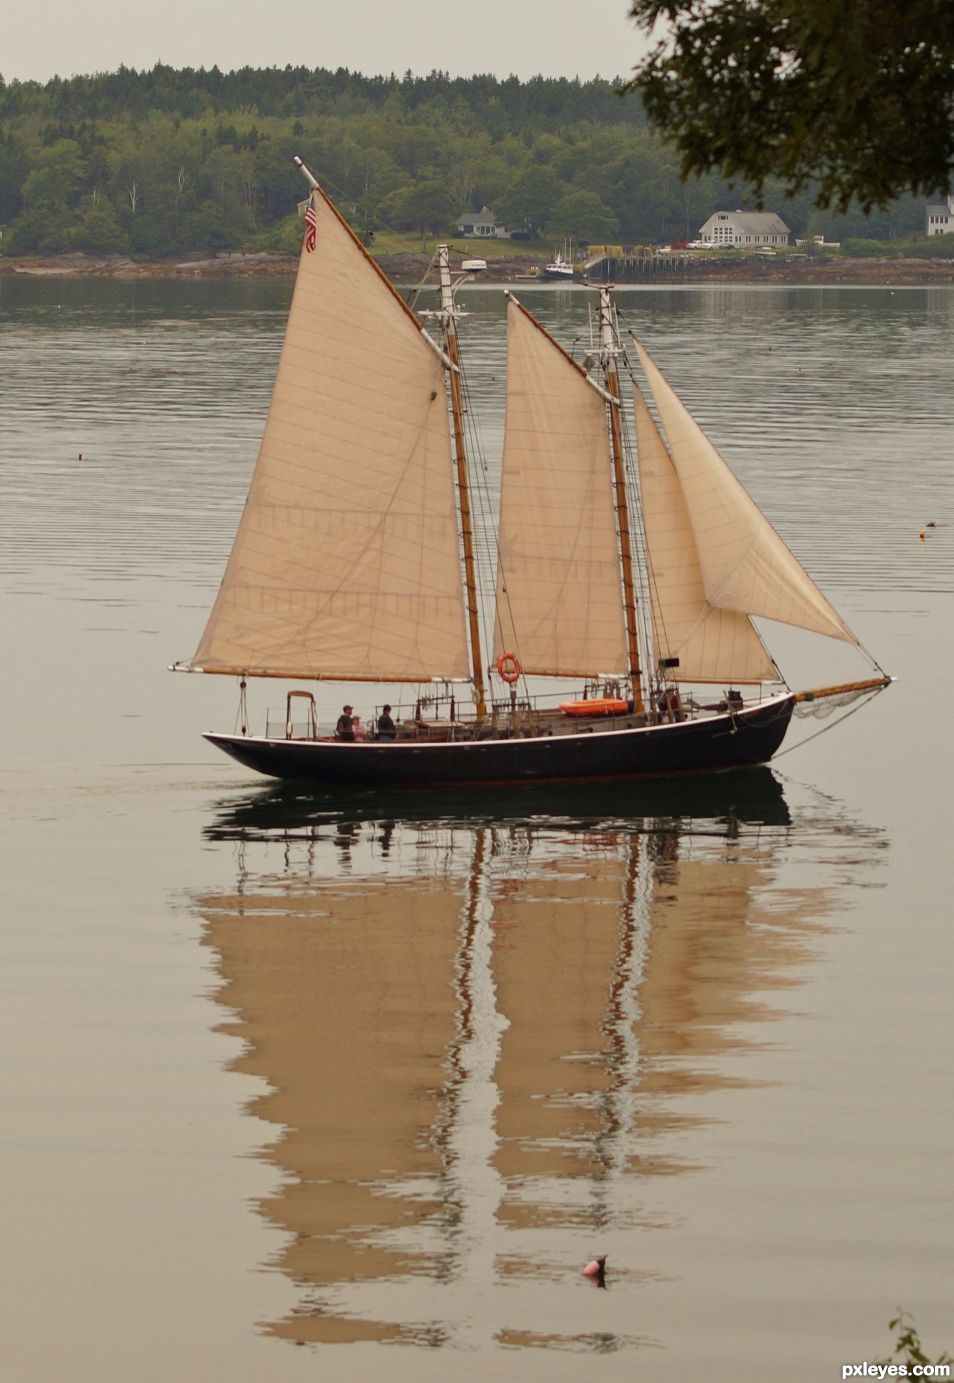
[336,705,356,740]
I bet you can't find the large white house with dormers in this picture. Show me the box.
[925,195,954,235]
[698,210,791,248]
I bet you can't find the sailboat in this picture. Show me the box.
[172,157,890,787]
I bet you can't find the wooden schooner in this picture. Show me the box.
[172,157,890,786]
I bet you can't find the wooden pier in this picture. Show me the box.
[582,247,694,282]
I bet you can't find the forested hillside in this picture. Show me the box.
[0,64,924,257]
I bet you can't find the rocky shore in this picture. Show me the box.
[3,248,954,286]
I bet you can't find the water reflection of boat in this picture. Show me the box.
[203,765,791,842]
[193,770,875,1351]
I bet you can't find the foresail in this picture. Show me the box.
[634,386,778,684]
[492,298,628,677]
[634,343,856,645]
[189,187,470,682]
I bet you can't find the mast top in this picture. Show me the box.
[597,286,625,368]
[418,245,484,333]
[292,154,319,190]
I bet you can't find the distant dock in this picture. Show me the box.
[582,247,694,282]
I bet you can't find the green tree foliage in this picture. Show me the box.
[71,192,128,253]
[383,178,458,248]
[624,0,954,211]
[549,189,620,242]
[0,62,929,257]
[0,134,28,223]
[21,138,87,212]
[495,166,562,234]
[878,1310,952,1374]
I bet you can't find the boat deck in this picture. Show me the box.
[300,699,754,745]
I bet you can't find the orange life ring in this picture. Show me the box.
[496,651,522,685]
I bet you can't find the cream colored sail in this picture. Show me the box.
[189,187,470,681]
[492,298,628,676]
[634,385,778,683]
[634,342,856,645]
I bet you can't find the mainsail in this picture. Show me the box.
[634,341,856,646]
[634,385,778,684]
[492,298,629,677]
[189,187,470,682]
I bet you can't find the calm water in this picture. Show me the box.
[1,277,952,1382]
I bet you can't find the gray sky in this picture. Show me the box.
[4,0,650,85]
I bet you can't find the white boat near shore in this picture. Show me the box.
[542,241,575,280]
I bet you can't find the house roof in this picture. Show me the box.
[457,207,497,226]
[704,210,791,234]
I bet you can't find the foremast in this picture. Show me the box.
[435,246,487,719]
[600,288,645,715]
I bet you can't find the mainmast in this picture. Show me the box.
[600,288,644,714]
[436,245,487,719]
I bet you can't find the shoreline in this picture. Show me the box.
[3,249,954,287]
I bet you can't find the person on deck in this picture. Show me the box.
[336,705,356,741]
[377,704,396,740]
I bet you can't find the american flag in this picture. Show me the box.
[304,201,318,252]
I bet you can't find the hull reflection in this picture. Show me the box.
[203,766,791,842]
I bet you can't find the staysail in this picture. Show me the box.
[634,342,856,646]
[634,385,778,683]
[189,186,470,682]
[492,298,629,677]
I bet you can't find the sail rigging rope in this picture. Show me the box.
[773,687,887,759]
[613,322,669,691]
[453,325,531,699]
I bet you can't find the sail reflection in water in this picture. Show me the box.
[195,774,870,1353]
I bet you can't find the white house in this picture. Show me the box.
[925,195,954,235]
[698,210,791,248]
[456,206,511,239]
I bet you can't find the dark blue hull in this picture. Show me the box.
[204,695,795,787]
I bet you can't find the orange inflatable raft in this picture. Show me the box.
[559,698,629,718]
